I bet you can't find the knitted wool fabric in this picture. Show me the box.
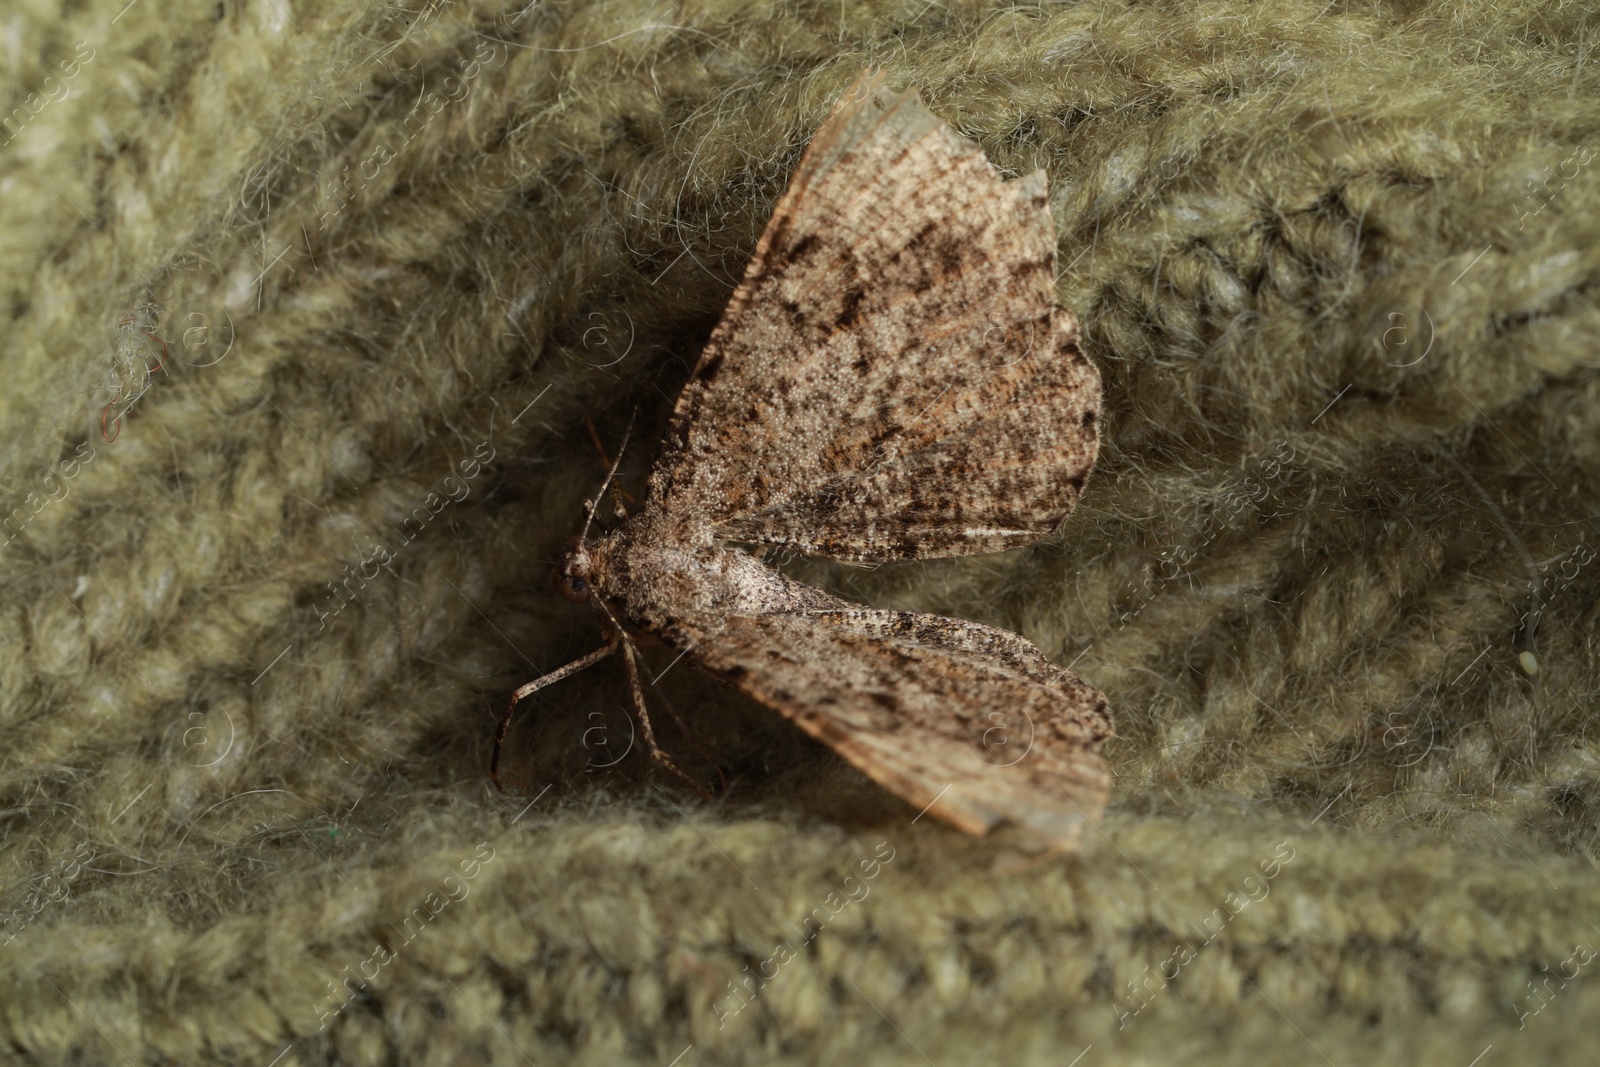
[2,1,1597,1064]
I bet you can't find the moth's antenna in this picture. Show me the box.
[578,408,636,544]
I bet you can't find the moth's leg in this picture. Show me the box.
[619,637,709,799]
[491,627,622,793]
[585,416,637,515]
[647,682,730,795]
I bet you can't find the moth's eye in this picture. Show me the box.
[552,568,591,604]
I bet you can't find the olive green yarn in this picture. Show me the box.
[1,0,1597,1064]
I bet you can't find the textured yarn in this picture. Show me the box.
[1,0,1598,1064]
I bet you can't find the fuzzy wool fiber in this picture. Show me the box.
[1,0,1598,1064]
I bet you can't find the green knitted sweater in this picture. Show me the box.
[1,1,1597,1063]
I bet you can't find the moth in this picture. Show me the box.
[497,70,1112,849]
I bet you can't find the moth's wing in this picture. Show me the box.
[721,320,1097,561]
[648,70,1100,561]
[688,607,1112,849]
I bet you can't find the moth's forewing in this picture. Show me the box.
[683,608,1112,849]
[646,72,1099,563]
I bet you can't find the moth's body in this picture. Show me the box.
[574,516,836,644]
[564,522,1110,708]
[499,71,1114,851]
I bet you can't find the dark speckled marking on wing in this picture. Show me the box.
[646,71,1100,561]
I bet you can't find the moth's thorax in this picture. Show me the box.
[586,515,832,640]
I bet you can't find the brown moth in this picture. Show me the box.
[496,69,1111,849]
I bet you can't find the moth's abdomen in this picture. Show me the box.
[598,531,836,642]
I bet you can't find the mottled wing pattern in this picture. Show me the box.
[685,605,1113,848]
[648,71,1100,561]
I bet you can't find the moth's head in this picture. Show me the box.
[552,535,595,604]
